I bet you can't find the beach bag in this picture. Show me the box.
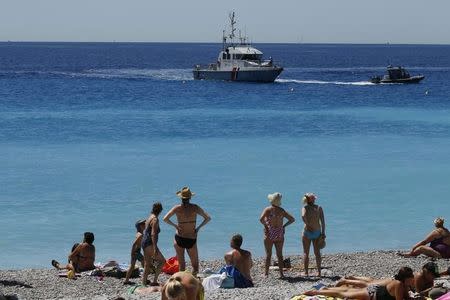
[317,235,326,249]
[162,256,179,275]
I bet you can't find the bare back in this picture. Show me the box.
[174,203,199,239]
[225,249,253,281]
[302,204,321,232]
[72,243,95,271]
[436,228,450,245]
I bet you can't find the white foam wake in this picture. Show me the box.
[276,78,375,86]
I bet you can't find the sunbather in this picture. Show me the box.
[51,232,95,273]
[142,202,166,286]
[163,186,211,275]
[259,192,295,278]
[224,234,254,288]
[335,262,439,296]
[124,219,146,284]
[301,192,325,277]
[304,266,414,300]
[401,217,450,258]
[161,271,205,300]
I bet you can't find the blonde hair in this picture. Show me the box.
[434,217,445,228]
[165,276,186,300]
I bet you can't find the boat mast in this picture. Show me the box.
[228,11,236,46]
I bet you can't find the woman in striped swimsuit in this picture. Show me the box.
[259,192,295,278]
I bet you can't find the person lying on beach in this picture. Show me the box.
[163,186,211,275]
[161,271,205,300]
[142,202,166,286]
[304,266,415,300]
[51,232,95,273]
[124,219,146,284]
[223,234,254,288]
[335,262,440,296]
[301,192,326,277]
[259,192,295,278]
[400,217,450,258]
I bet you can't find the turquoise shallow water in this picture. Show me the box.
[1,43,450,269]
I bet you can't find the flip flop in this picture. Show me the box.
[51,260,61,269]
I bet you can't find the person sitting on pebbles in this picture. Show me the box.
[51,232,95,273]
[400,217,450,258]
[223,234,254,288]
[304,266,415,300]
[124,219,146,284]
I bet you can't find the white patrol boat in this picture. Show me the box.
[193,12,283,83]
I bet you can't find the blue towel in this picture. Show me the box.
[219,265,254,288]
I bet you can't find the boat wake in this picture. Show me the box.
[0,68,193,81]
[276,78,375,86]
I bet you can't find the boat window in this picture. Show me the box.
[241,54,262,60]
[222,53,227,59]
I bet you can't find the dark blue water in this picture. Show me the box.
[1,42,450,269]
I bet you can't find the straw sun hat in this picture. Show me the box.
[268,192,282,207]
[176,186,195,199]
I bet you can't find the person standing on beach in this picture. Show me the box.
[51,232,95,273]
[259,192,295,278]
[224,234,254,288]
[301,193,325,277]
[142,202,166,286]
[124,219,146,284]
[163,186,211,275]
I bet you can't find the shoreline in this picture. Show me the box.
[1,250,449,300]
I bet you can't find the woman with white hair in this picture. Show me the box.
[401,217,450,258]
[259,192,295,278]
[302,193,326,277]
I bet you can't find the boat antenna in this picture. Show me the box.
[222,30,226,50]
[228,11,236,43]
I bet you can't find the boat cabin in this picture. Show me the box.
[387,66,410,79]
[219,46,263,62]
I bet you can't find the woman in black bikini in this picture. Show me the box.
[304,267,414,300]
[142,202,166,286]
[163,187,211,275]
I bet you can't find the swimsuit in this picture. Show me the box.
[175,234,197,249]
[303,230,321,240]
[430,237,450,258]
[141,223,160,250]
[367,285,396,300]
[265,210,285,242]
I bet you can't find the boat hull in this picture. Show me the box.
[371,75,425,84]
[193,68,283,83]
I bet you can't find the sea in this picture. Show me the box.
[1,42,450,269]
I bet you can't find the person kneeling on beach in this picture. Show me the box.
[305,266,415,300]
[163,186,211,275]
[223,234,254,288]
[260,192,295,279]
[124,219,146,284]
[51,232,95,273]
[161,271,205,300]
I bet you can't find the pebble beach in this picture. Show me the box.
[1,251,449,300]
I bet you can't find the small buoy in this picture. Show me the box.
[425,90,429,95]
[182,80,186,84]
[289,87,294,92]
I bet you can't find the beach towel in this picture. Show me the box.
[290,295,343,300]
[202,272,227,291]
[219,265,253,288]
[437,292,450,300]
